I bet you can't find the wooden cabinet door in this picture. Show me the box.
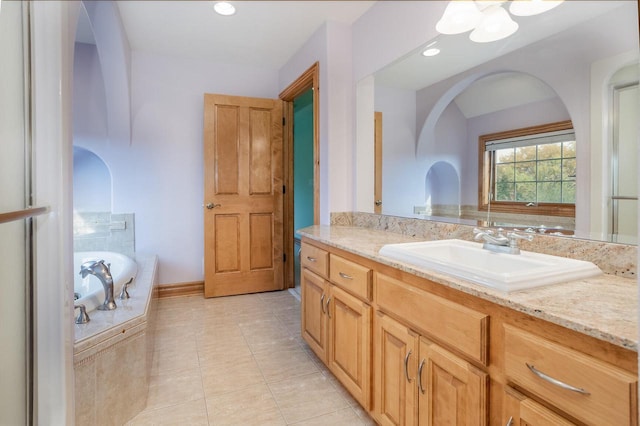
[417,337,488,426]
[301,268,328,362]
[374,312,418,426]
[327,285,372,410]
[503,387,577,426]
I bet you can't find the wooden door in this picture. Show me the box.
[328,285,372,410]
[301,268,328,362]
[203,94,284,297]
[503,387,576,426]
[374,312,418,426]
[417,337,488,426]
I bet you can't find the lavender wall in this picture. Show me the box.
[75,50,279,284]
[279,21,354,225]
[373,85,422,216]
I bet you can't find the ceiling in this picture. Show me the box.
[90,1,376,69]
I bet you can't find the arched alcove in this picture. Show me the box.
[425,161,460,215]
[73,146,112,212]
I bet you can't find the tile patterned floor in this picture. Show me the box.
[126,291,376,425]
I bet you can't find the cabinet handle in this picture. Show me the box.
[404,350,413,383]
[526,363,591,395]
[320,293,325,314]
[505,416,513,426]
[306,256,317,262]
[417,358,426,394]
[338,272,353,280]
[325,297,332,318]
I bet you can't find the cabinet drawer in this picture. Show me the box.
[329,254,371,300]
[375,273,488,365]
[504,324,638,426]
[301,243,328,278]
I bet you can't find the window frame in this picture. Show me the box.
[478,120,576,217]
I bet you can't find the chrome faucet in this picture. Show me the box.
[79,260,117,310]
[473,228,533,255]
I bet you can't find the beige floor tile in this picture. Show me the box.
[268,372,350,424]
[150,344,200,376]
[153,329,198,352]
[126,398,209,425]
[253,349,319,383]
[244,330,303,354]
[198,337,251,368]
[289,407,369,425]
[206,382,285,426]
[145,369,204,411]
[201,353,265,397]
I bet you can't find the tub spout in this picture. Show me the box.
[79,260,117,310]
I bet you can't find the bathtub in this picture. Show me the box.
[74,251,138,312]
[74,253,158,425]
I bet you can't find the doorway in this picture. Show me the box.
[292,88,315,294]
[280,62,320,293]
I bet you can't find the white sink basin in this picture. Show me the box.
[378,239,602,292]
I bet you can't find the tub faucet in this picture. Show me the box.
[473,228,533,255]
[79,260,117,310]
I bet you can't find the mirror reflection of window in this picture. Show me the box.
[479,121,575,218]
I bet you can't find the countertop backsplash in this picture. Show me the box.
[330,212,637,278]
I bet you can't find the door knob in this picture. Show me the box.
[205,203,221,209]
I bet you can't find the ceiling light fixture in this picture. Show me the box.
[470,4,519,43]
[436,0,563,43]
[214,1,236,16]
[436,1,483,35]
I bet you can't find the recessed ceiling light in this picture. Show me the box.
[214,2,236,16]
[422,48,441,57]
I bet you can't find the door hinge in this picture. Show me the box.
[282,117,285,126]
[283,185,286,194]
[283,253,286,262]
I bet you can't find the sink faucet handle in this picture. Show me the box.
[119,277,134,300]
[74,304,90,324]
[473,227,493,235]
[507,231,534,246]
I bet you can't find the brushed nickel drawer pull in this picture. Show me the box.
[417,358,426,394]
[320,293,325,314]
[325,297,331,318]
[505,416,513,426]
[306,256,317,262]
[338,272,353,280]
[526,363,591,395]
[404,350,413,383]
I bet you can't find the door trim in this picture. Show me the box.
[280,62,320,288]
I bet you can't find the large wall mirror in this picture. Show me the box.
[359,1,639,244]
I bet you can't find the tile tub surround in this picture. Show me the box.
[331,211,636,278]
[298,224,638,351]
[73,212,135,258]
[74,255,159,425]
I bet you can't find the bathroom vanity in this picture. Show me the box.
[299,225,638,426]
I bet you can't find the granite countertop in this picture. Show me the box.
[298,225,638,352]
